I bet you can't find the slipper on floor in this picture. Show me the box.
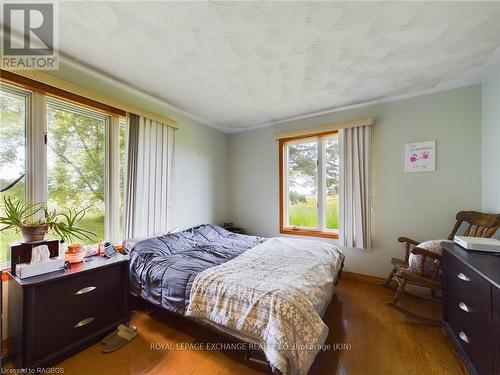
[102,327,138,353]
[101,324,137,345]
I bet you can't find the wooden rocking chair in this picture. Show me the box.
[385,211,500,324]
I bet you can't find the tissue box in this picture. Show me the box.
[16,258,65,279]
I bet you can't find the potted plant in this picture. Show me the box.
[0,196,96,243]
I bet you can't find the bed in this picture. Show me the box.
[126,224,344,375]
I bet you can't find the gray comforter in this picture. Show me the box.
[126,224,265,314]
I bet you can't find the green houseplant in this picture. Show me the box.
[0,196,96,243]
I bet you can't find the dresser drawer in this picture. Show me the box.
[493,287,500,325]
[446,252,491,318]
[447,283,491,321]
[34,264,123,319]
[448,322,494,375]
[33,291,123,361]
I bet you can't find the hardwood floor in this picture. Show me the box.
[55,279,467,375]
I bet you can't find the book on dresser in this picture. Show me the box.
[442,241,500,375]
[7,254,130,370]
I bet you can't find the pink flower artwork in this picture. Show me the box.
[405,141,435,172]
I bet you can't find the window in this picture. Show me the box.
[46,99,109,245]
[0,82,126,261]
[280,131,340,239]
[0,85,29,261]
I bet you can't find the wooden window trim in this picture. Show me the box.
[279,131,339,240]
[280,228,339,239]
[274,117,373,140]
[0,69,126,117]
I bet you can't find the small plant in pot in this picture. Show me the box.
[0,196,96,244]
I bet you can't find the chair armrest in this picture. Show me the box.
[398,237,420,246]
[410,247,442,261]
[398,236,420,263]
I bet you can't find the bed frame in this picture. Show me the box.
[130,295,272,370]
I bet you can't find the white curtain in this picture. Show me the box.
[125,114,175,239]
[339,125,371,249]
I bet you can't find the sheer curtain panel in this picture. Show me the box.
[339,125,371,249]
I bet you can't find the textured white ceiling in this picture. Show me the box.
[53,2,500,131]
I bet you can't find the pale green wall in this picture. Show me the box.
[41,64,485,277]
[45,63,229,230]
[482,65,500,215]
[229,86,482,277]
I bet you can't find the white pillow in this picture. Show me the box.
[408,240,445,277]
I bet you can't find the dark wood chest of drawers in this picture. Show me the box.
[442,242,500,375]
[8,255,130,369]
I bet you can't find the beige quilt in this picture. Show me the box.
[186,237,344,375]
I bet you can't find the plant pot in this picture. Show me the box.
[20,224,49,243]
[65,247,86,264]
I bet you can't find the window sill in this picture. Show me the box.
[0,260,10,271]
[280,228,339,239]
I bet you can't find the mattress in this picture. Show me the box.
[186,237,345,375]
[126,224,265,314]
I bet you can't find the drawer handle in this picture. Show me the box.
[457,273,470,282]
[458,331,470,344]
[74,317,95,328]
[75,286,96,295]
[458,302,470,312]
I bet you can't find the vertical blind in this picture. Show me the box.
[125,114,175,239]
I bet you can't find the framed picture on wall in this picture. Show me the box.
[405,141,436,172]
